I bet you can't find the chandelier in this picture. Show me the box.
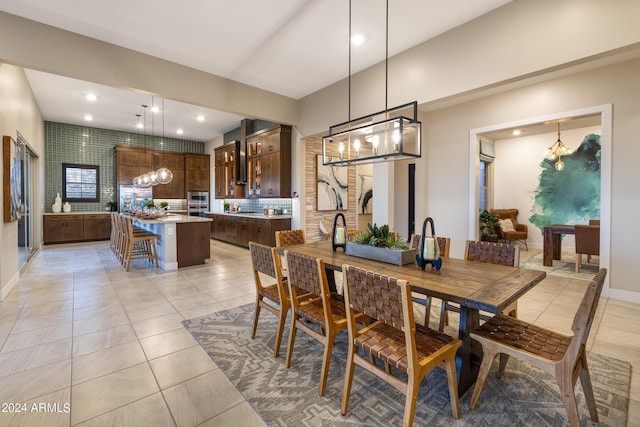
[321,0,421,166]
[133,98,173,187]
[545,122,571,171]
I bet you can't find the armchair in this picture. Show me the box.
[490,208,528,250]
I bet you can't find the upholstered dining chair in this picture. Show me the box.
[575,224,600,272]
[470,268,607,427]
[439,240,520,332]
[341,264,462,425]
[284,250,366,396]
[408,234,451,328]
[249,242,310,358]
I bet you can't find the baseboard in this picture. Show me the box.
[0,270,20,301]
[606,288,640,304]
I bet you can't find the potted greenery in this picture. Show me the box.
[143,199,155,210]
[159,201,169,211]
[347,223,415,265]
[223,202,230,212]
[479,210,499,242]
[106,200,117,212]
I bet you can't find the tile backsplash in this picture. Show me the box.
[223,198,292,214]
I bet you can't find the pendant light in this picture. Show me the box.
[156,98,174,184]
[546,122,571,171]
[321,0,421,166]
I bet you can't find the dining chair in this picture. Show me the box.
[275,229,306,247]
[469,268,607,427]
[439,240,520,332]
[408,234,451,328]
[341,264,462,425]
[249,241,310,358]
[284,249,366,396]
[575,224,600,272]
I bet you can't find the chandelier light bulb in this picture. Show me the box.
[148,170,159,186]
[555,158,565,171]
[353,139,360,157]
[157,167,174,184]
[338,142,344,160]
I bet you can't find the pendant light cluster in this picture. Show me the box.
[133,99,174,188]
[545,121,571,171]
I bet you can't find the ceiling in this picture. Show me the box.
[0,0,513,142]
[480,115,602,142]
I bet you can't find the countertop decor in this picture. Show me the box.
[346,223,414,265]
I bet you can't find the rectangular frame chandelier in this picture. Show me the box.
[322,101,421,166]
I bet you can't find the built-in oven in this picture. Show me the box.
[187,191,209,217]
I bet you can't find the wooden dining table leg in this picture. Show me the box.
[456,306,482,397]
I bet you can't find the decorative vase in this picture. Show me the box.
[63,202,71,213]
[55,193,62,205]
[52,203,61,213]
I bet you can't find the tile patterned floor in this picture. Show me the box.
[0,241,638,426]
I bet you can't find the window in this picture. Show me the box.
[62,163,99,202]
[479,160,489,212]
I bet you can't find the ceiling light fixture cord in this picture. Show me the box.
[348,0,352,123]
[385,0,389,114]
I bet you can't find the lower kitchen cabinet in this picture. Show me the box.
[208,214,291,247]
[44,213,112,244]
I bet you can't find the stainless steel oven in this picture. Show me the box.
[187,191,209,217]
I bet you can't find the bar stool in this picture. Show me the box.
[121,216,160,271]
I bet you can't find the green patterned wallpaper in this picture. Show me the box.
[45,122,204,212]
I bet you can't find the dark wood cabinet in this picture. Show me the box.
[44,214,108,244]
[185,153,210,192]
[176,222,210,267]
[246,125,291,198]
[214,142,245,199]
[209,213,291,247]
[153,152,185,199]
[116,146,153,185]
[83,214,111,241]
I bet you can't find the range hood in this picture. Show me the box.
[237,118,254,183]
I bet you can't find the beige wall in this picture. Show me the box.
[418,59,640,296]
[0,62,44,298]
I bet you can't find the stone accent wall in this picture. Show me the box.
[304,136,357,242]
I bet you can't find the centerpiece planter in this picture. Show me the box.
[345,243,416,266]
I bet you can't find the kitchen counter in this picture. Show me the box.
[206,212,291,247]
[43,211,113,215]
[131,213,212,224]
[131,214,211,270]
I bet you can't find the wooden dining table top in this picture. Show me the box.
[282,241,547,315]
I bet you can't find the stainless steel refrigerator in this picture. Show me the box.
[119,185,153,211]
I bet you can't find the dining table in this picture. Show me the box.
[281,241,546,396]
[543,224,575,266]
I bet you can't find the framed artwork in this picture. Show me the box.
[357,175,373,214]
[316,154,348,210]
[3,135,22,222]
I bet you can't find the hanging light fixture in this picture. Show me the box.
[546,122,571,171]
[322,0,421,166]
[156,98,174,184]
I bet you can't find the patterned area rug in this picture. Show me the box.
[183,304,630,427]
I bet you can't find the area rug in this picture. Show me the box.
[519,249,599,281]
[183,304,630,426]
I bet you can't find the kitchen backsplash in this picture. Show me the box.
[224,198,292,214]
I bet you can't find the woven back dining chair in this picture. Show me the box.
[470,268,607,427]
[275,229,306,247]
[284,250,366,396]
[437,240,520,333]
[341,264,462,425]
[408,234,451,328]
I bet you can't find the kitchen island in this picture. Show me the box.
[206,212,291,247]
[131,214,212,270]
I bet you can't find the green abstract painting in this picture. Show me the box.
[529,134,601,234]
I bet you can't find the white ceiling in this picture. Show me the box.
[1,0,513,141]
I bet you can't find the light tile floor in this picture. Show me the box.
[0,241,637,426]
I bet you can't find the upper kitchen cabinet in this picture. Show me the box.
[246,125,291,198]
[214,141,245,199]
[153,151,185,199]
[115,145,153,185]
[185,153,211,192]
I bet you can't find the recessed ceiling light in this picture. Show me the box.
[197,115,205,122]
[84,114,93,121]
[85,93,97,102]
[151,106,160,113]
[512,130,521,136]
[351,33,365,45]
[177,129,184,135]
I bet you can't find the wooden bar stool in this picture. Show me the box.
[122,216,160,271]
